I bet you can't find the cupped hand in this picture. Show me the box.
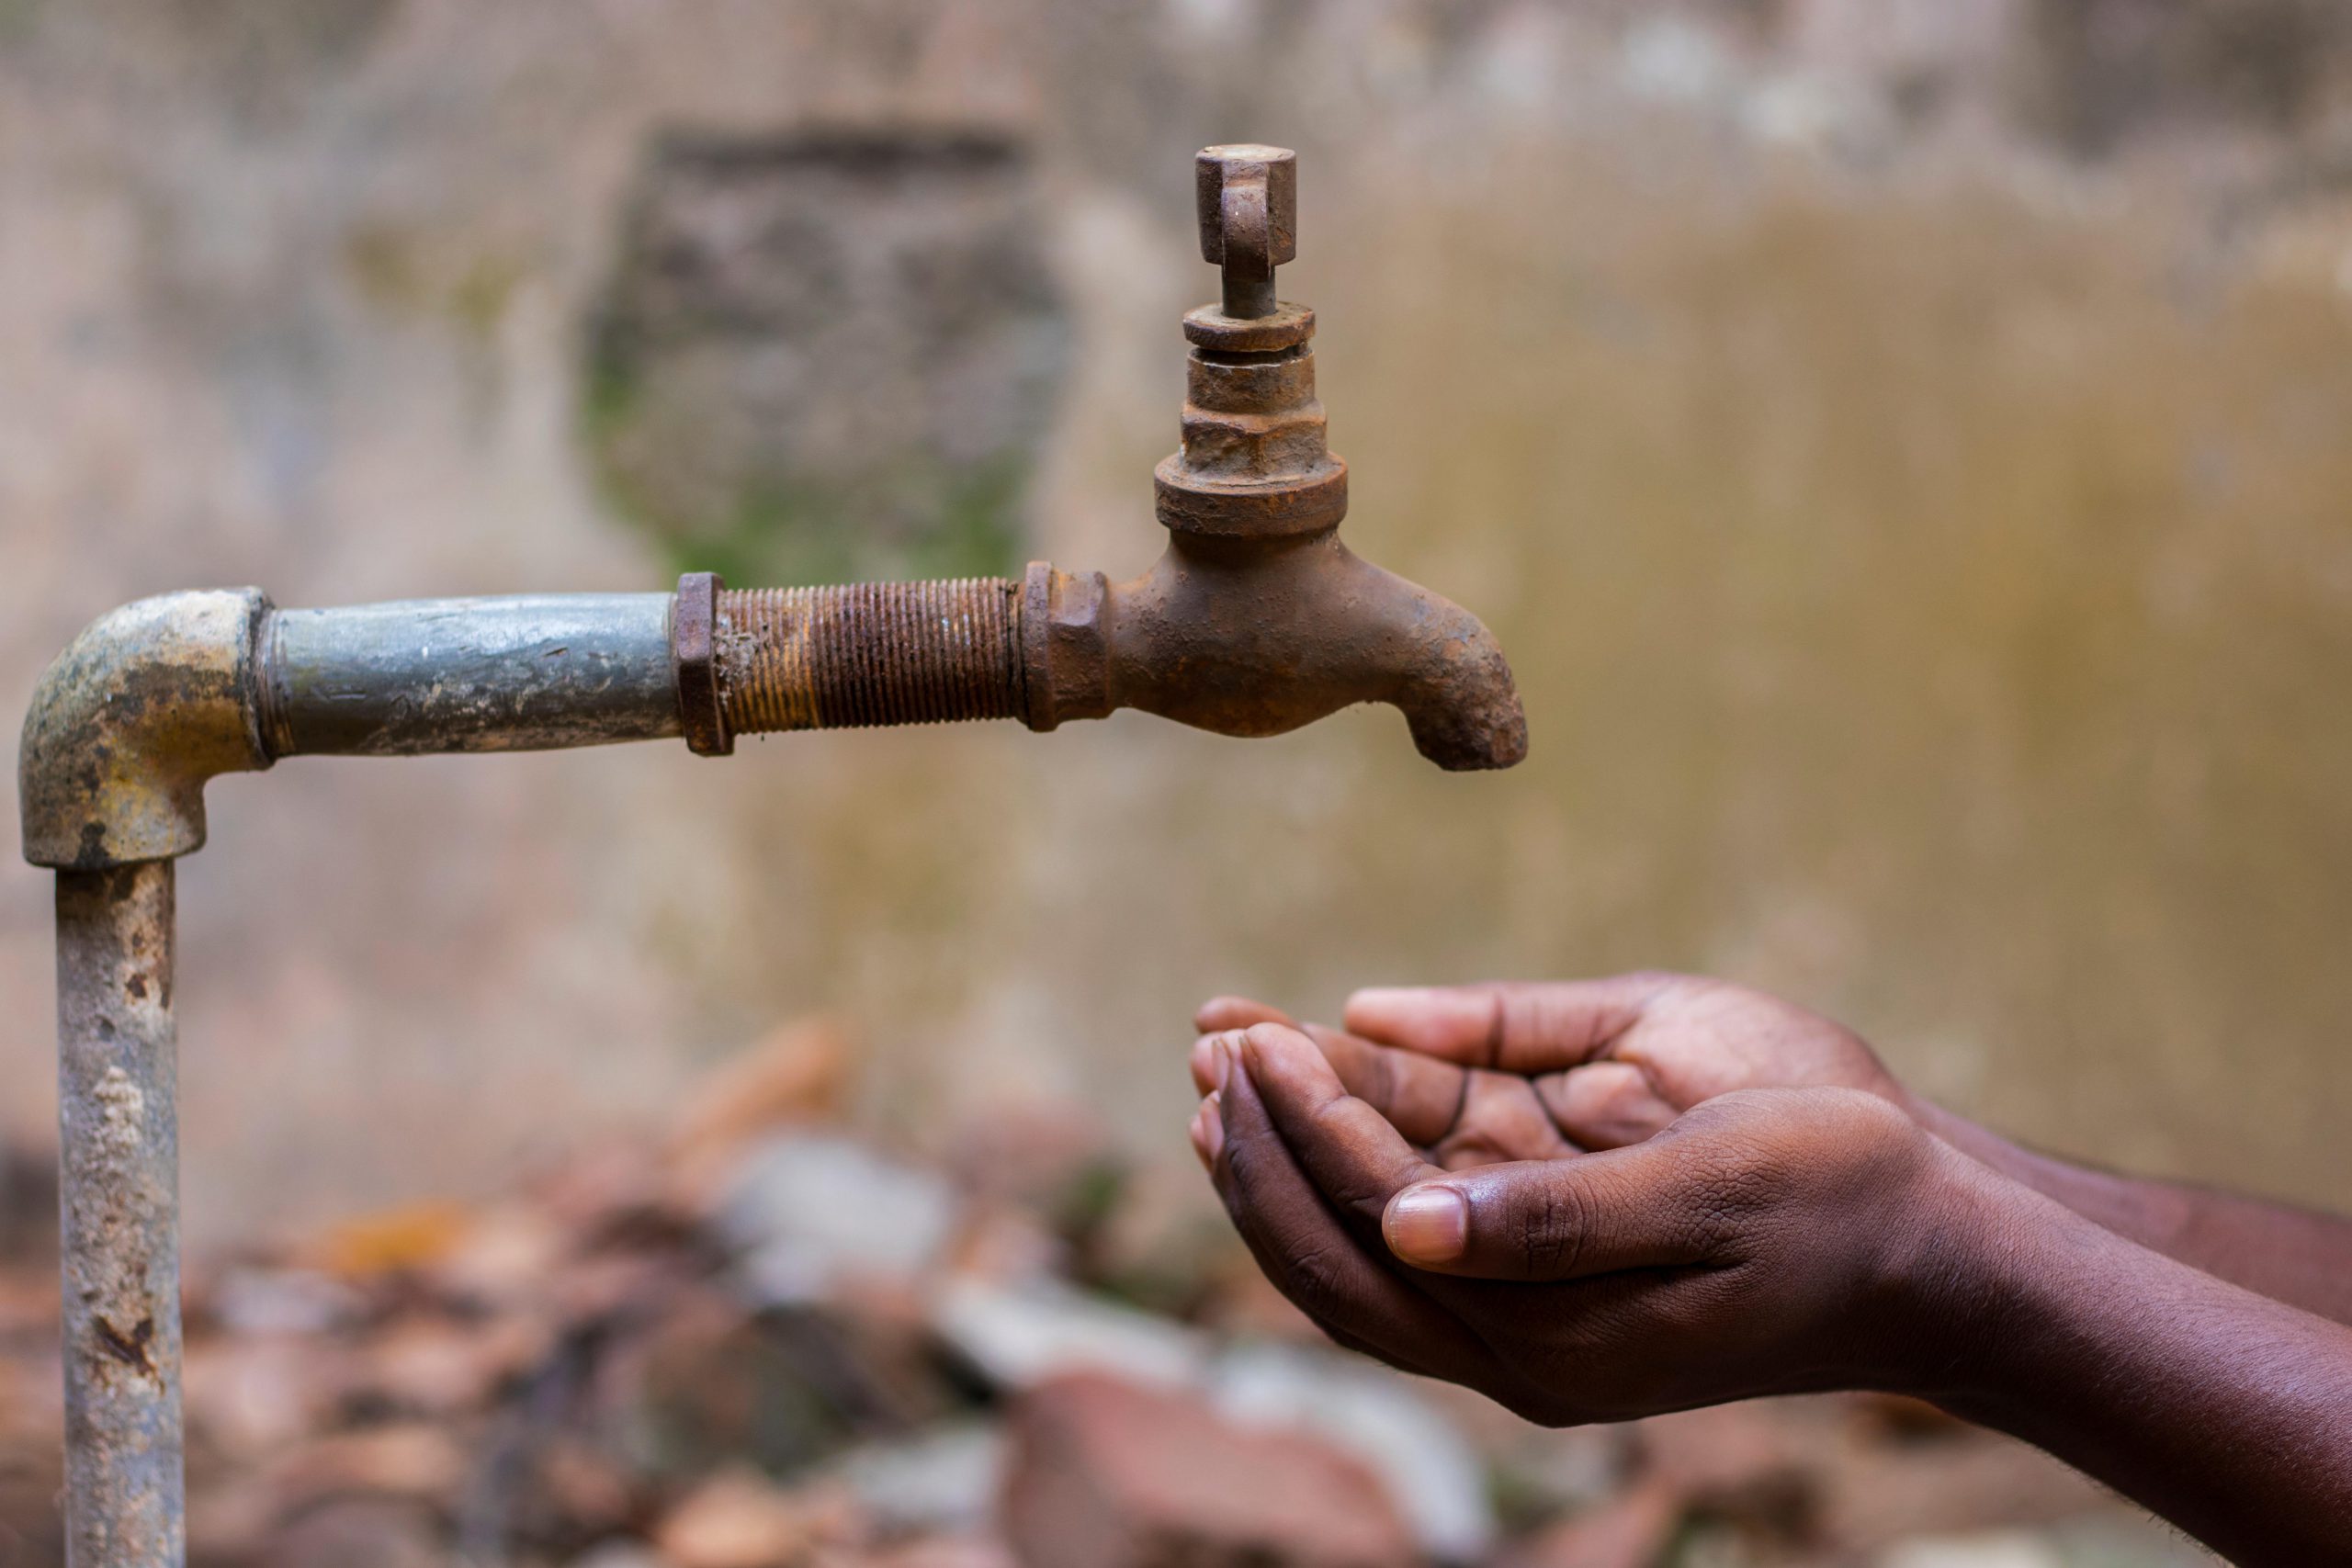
[1193,995,1581,1168]
[1187,1022,1993,1425]
[1195,974,1906,1160]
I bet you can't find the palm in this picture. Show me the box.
[1600,982,1894,1109]
[1195,977,1897,1165]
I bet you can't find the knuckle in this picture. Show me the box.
[1303,1120,1398,1222]
[1510,993,1579,1057]
[1329,1181,1393,1230]
[1281,1243,1351,1319]
[1219,1134,1270,1198]
[1515,1179,1588,1278]
[1365,1049,1398,1116]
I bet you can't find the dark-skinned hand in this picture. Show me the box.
[1183,987,2352,1565]
[1191,973,1905,1165]
[1184,1021,1987,1425]
[1195,976,2352,1334]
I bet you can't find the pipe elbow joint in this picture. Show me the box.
[18,589,272,869]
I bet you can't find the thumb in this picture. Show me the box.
[1381,1141,1727,1280]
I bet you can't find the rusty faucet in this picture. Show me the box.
[1022,143,1529,770]
[680,143,1528,769]
[17,142,1521,1568]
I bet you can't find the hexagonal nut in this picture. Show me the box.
[1021,563,1112,729]
[1179,405,1330,482]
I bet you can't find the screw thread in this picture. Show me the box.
[716,580,1023,733]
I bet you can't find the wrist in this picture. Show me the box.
[1903,1093,2015,1171]
[1905,1096,2191,1258]
[1870,1139,2095,1406]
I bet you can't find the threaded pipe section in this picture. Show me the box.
[716,579,1023,733]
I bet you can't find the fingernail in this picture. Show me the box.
[1213,1035,1238,1091]
[1188,1106,1214,1171]
[1201,1092,1224,1163]
[1190,1034,1220,1090]
[1385,1185,1468,1265]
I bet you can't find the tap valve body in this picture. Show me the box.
[1154,145,1345,539]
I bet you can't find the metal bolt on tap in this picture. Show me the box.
[1196,143,1297,321]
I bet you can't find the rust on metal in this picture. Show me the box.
[1195,143,1295,321]
[1042,141,1527,770]
[1180,301,1315,354]
[1151,304,1349,539]
[681,141,1524,767]
[1155,149,1345,539]
[712,580,1024,734]
[1019,563,1113,733]
[55,862,185,1568]
[17,591,272,871]
[673,570,732,756]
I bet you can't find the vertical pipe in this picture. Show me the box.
[55,863,183,1568]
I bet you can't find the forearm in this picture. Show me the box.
[1914,1099,2352,1325]
[1919,1166,2352,1565]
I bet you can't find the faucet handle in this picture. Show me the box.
[1196,144,1296,320]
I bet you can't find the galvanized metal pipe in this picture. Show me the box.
[54,863,182,1568]
[261,593,680,758]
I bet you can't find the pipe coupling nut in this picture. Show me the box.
[1021,562,1111,732]
[673,570,730,756]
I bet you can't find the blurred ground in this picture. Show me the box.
[3,1,2352,1562]
[0,1020,2222,1565]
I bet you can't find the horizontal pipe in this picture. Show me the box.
[717,579,1024,736]
[20,557,1523,868]
[259,594,680,758]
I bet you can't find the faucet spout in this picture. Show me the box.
[1375,564,1531,773]
[1093,531,1526,770]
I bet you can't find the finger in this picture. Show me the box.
[1244,1023,1565,1165]
[1194,996,1295,1033]
[1537,1062,1680,1150]
[1379,1141,1729,1280]
[1236,1023,1445,1235]
[1209,1038,1500,1385]
[1190,1031,1237,1096]
[1301,1024,1470,1147]
[1188,1093,1223,1171]
[1344,975,1684,1075]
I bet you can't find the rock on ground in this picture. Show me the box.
[1001,1371,1419,1568]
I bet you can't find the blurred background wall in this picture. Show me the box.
[5,0,2352,1249]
